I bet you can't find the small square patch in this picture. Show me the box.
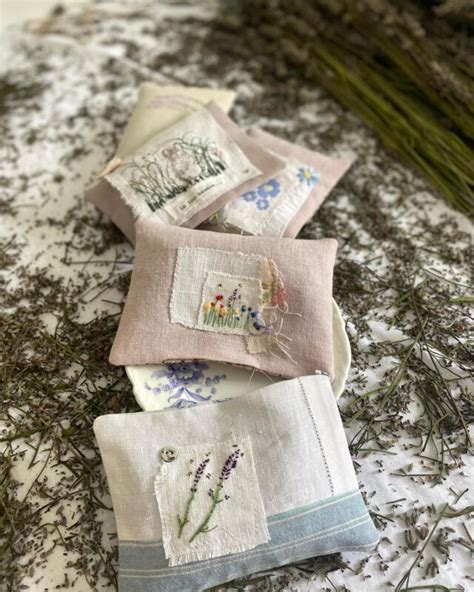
[197,271,263,336]
[170,247,265,329]
[170,246,295,361]
[154,436,269,566]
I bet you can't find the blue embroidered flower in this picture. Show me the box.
[257,178,280,198]
[146,362,227,409]
[242,190,257,202]
[241,179,280,210]
[297,167,319,186]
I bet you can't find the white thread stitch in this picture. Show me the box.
[154,436,269,566]
[298,378,335,496]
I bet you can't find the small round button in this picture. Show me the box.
[249,318,266,335]
[160,447,178,463]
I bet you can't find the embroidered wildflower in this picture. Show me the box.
[257,178,280,198]
[256,198,270,210]
[242,190,257,202]
[191,457,210,493]
[297,167,319,186]
[240,178,280,211]
[202,283,261,331]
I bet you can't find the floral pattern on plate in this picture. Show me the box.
[143,362,228,409]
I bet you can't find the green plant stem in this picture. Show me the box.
[178,491,195,538]
[189,481,223,543]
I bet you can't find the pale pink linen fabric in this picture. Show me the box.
[110,219,337,378]
[246,128,354,237]
[85,104,283,245]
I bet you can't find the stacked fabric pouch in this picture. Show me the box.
[89,84,378,591]
[109,220,337,378]
[207,128,355,238]
[86,101,283,244]
[94,375,379,591]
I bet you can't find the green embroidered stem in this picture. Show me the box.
[177,490,195,538]
[188,481,224,543]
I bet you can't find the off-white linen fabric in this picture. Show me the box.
[93,375,360,543]
[171,247,265,335]
[86,104,284,244]
[106,107,260,225]
[154,435,269,566]
[109,221,338,378]
[116,82,236,158]
[207,129,355,238]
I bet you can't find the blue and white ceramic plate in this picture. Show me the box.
[126,299,351,411]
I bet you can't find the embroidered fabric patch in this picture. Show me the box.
[106,107,260,226]
[219,155,319,236]
[170,247,264,329]
[154,436,269,566]
[170,247,294,359]
[198,272,263,336]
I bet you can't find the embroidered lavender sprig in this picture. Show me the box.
[188,447,241,543]
[177,456,210,538]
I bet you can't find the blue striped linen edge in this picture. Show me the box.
[118,488,379,592]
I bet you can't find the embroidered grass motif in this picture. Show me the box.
[198,271,264,336]
[202,281,264,333]
[170,247,299,362]
[119,136,227,212]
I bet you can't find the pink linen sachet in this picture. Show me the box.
[110,219,338,379]
[85,104,283,244]
[208,128,355,238]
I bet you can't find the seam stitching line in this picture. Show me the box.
[297,377,334,496]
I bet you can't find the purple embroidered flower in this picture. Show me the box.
[219,448,241,481]
[257,178,280,198]
[242,190,257,202]
[191,457,210,492]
